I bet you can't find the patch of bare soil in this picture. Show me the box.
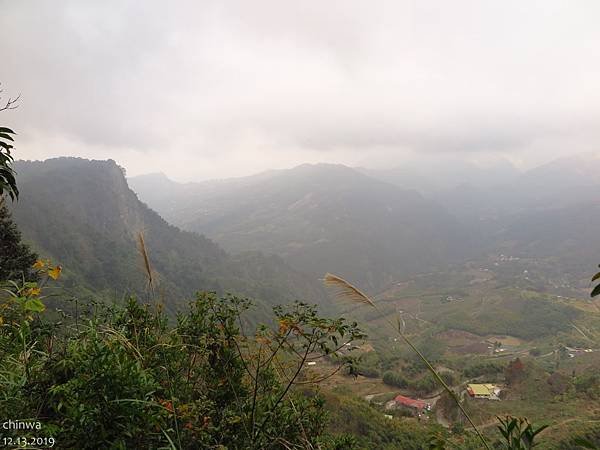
[436,329,482,347]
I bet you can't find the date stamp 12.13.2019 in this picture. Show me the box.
[1,420,56,448]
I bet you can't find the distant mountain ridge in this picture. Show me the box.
[10,158,329,317]
[131,163,475,292]
[357,158,522,195]
[130,154,600,294]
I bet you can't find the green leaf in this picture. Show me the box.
[0,132,14,141]
[591,284,600,298]
[0,127,15,134]
[507,418,517,435]
[24,297,45,313]
[592,271,600,282]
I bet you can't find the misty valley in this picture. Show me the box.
[2,156,600,448]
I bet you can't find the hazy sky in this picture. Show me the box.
[2,1,600,181]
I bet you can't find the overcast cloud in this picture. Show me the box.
[2,1,600,181]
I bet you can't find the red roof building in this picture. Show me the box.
[394,395,429,410]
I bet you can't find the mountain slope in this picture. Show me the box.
[430,154,600,221]
[10,158,329,316]
[495,200,600,283]
[131,164,474,292]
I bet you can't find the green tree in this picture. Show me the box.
[0,88,37,282]
[591,264,600,297]
[0,200,37,281]
[0,289,365,449]
[383,370,409,388]
[0,127,17,201]
[0,85,20,200]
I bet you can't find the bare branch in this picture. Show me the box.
[0,84,21,112]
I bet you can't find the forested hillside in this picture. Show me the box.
[10,158,329,316]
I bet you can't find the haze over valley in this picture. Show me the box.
[3,2,600,448]
[130,155,600,296]
[6,153,600,446]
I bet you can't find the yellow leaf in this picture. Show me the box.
[48,265,62,280]
[278,319,290,334]
[25,287,41,297]
[32,260,45,269]
[0,316,3,326]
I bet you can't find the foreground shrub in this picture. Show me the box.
[0,285,364,449]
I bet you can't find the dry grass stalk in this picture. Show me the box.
[137,231,154,292]
[323,273,375,307]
